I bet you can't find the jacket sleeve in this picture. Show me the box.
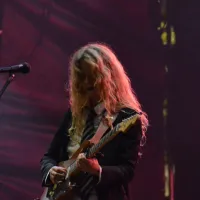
[96,119,142,190]
[40,111,71,186]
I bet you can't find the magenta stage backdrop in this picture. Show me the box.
[0,1,164,200]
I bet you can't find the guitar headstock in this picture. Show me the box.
[117,114,139,133]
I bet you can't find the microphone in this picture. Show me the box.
[0,62,31,74]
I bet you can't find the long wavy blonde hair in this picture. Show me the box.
[68,43,148,141]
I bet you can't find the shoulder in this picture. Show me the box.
[118,107,140,121]
[117,107,142,136]
[120,107,137,115]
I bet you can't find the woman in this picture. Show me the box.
[40,43,148,200]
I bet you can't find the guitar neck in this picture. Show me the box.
[86,125,119,158]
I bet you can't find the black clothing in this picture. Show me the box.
[40,108,142,200]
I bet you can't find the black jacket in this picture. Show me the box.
[40,108,142,200]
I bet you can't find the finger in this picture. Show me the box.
[50,170,66,178]
[51,173,66,183]
[51,167,66,173]
[54,166,67,173]
[50,170,56,177]
[77,153,85,159]
[77,154,86,168]
[56,172,66,177]
[79,155,88,161]
[80,153,86,158]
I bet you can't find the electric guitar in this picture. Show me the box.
[39,114,139,200]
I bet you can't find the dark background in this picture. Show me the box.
[0,0,199,200]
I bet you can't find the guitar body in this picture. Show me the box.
[40,187,78,200]
[40,184,78,200]
[40,140,93,200]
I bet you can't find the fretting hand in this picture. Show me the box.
[77,153,101,176]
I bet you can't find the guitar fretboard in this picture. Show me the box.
[87,125,119,158]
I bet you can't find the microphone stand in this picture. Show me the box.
[0,73,15,99]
